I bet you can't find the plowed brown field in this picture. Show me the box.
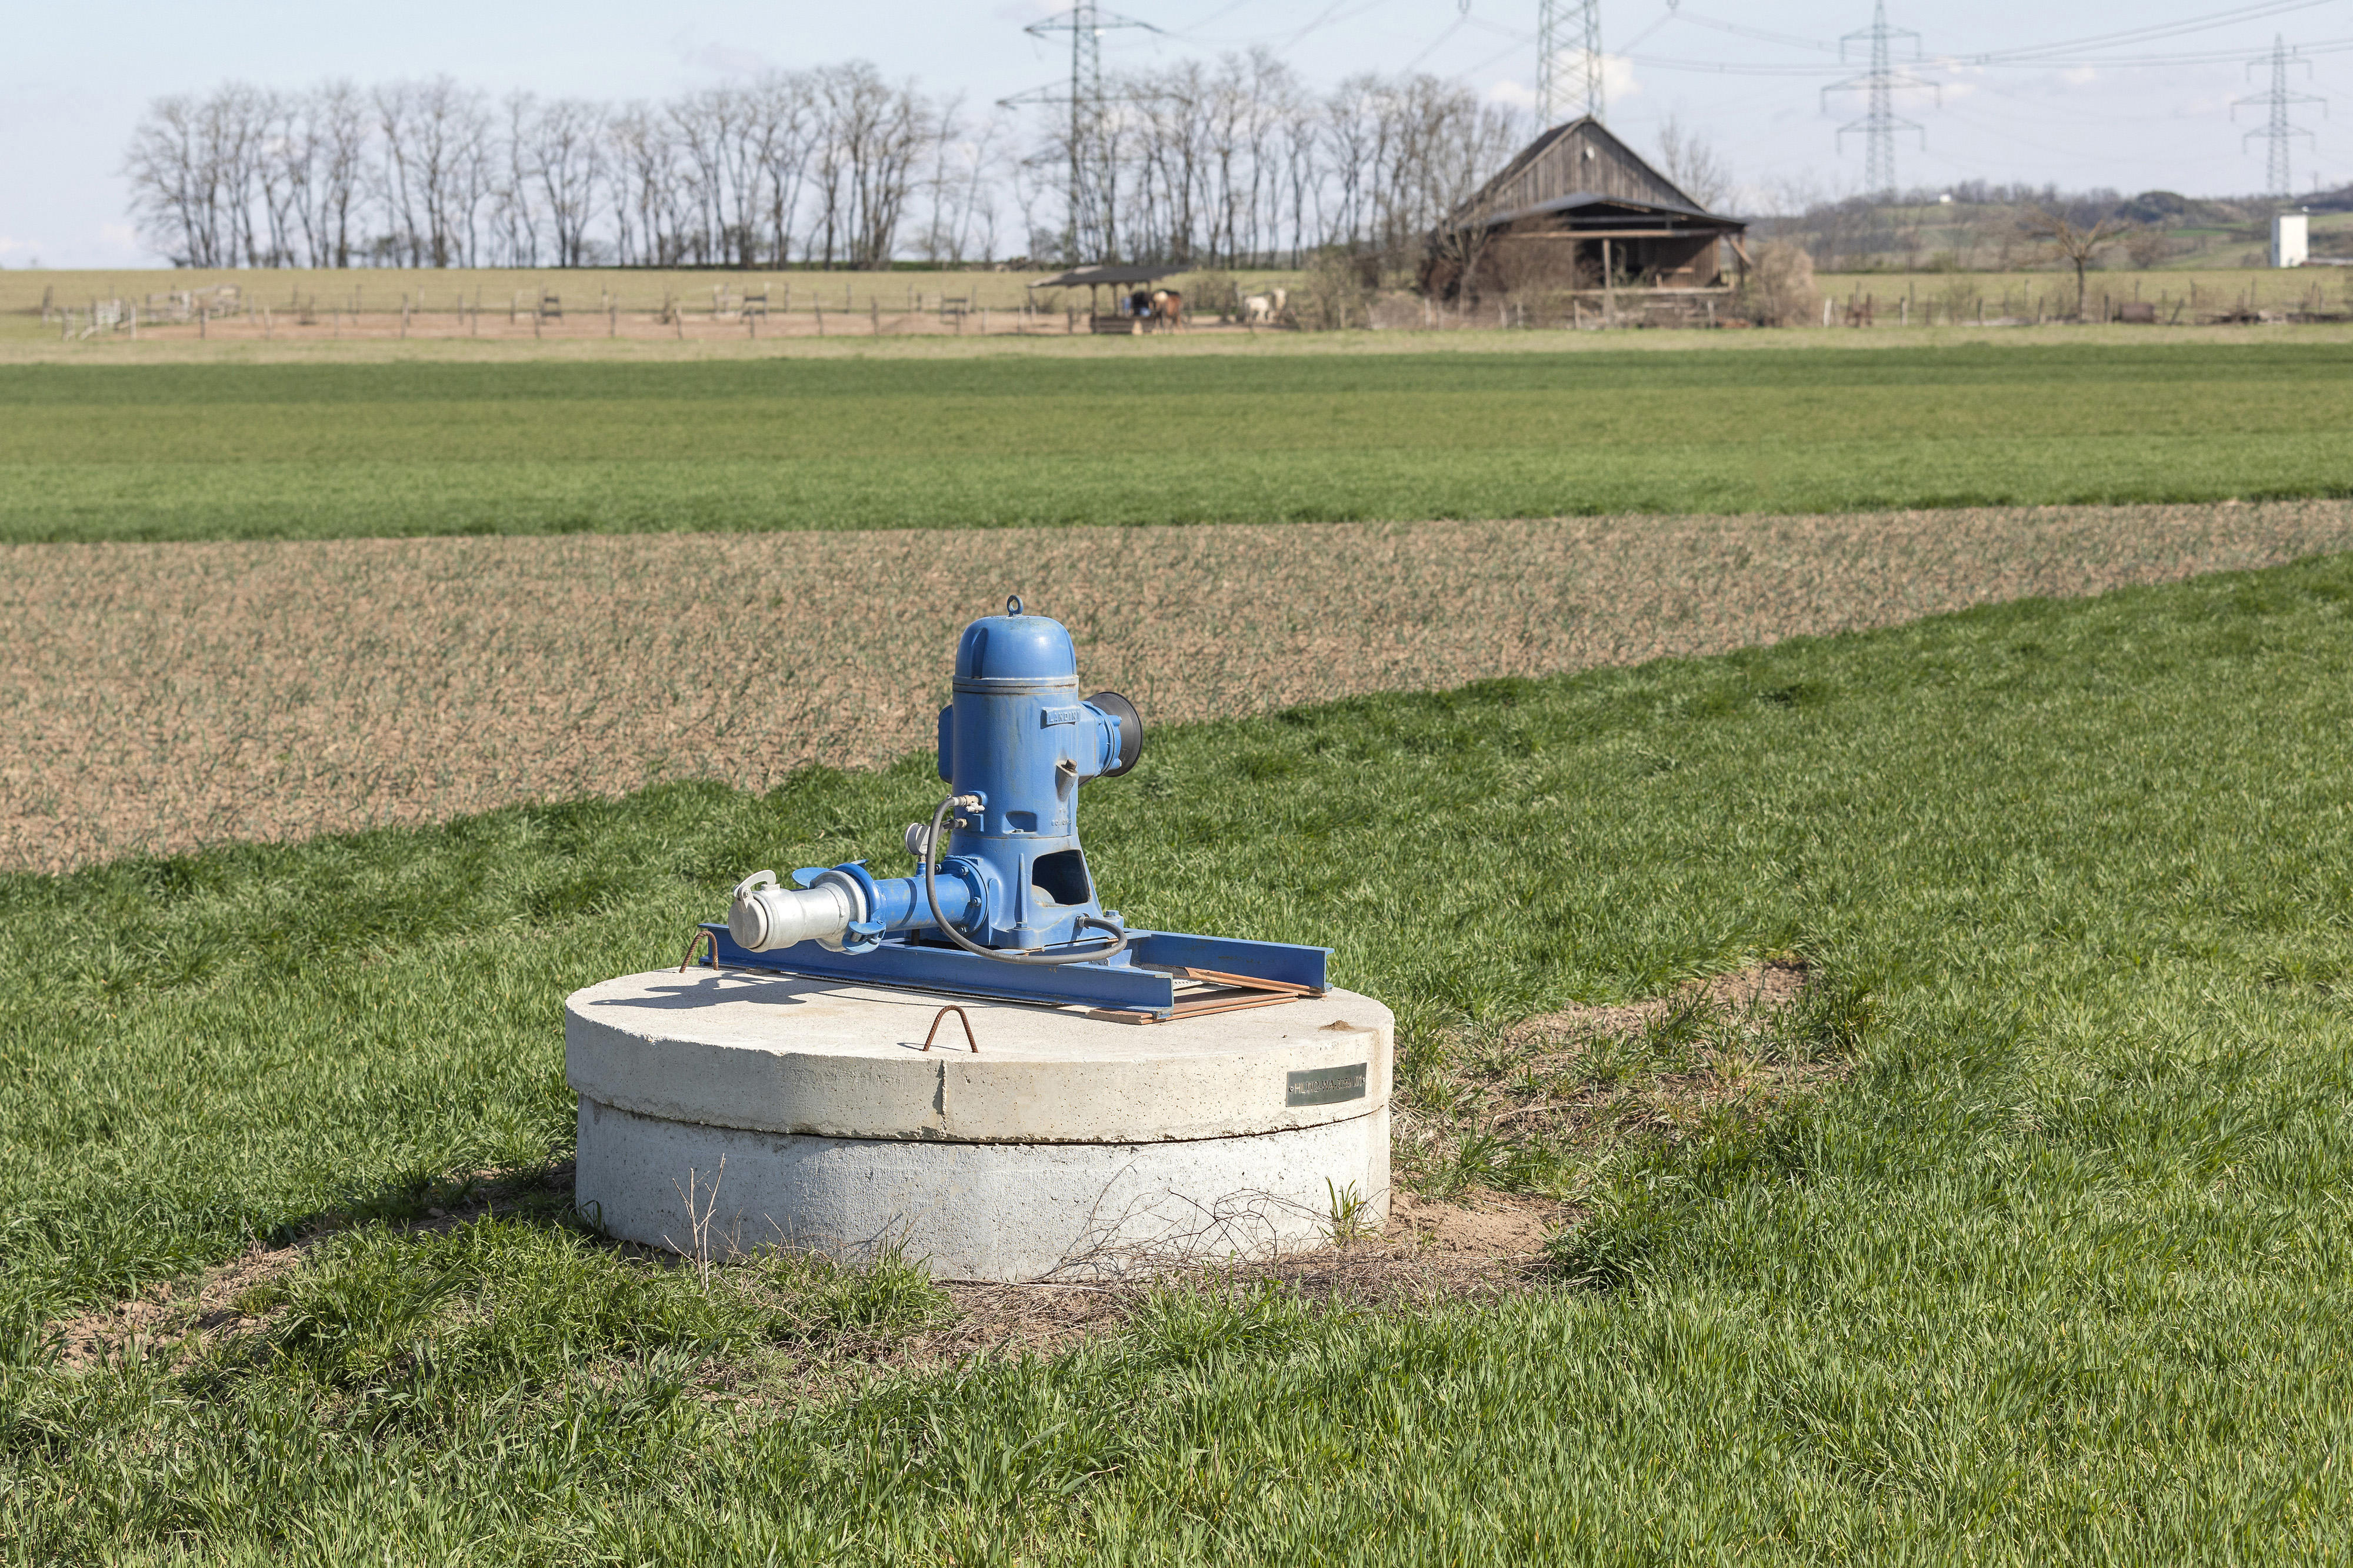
[8,499,2349,873]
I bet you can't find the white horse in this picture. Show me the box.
[1240,287,1288,323]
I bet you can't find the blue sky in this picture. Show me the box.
[4,1,2342,266]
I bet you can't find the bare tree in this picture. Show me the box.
[311,82,368,268]
[488,92,541,266]
[751,74,818,265]
[2017,205,2129,318]
[124,83,277,266]
[254,91,307,266]
[523,98,606,266]
[125,95,215,266]
[1654,115,1732,212]
[806,64,931,268]
[918,99,1012,264]
[373,78,491,267]
[607,104,676,266]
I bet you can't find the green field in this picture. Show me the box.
[5,552,2349,1560]
[7,343,2353,541]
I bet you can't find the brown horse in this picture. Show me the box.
[1149,289,1184,332]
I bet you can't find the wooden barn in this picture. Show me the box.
[1424,117,1748,322]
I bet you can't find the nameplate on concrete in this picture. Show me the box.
[1286,1062,1367,1107]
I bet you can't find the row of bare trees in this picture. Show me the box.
[125,53,1524,272]
[124,66,971,270]
[1075,51,1524,270]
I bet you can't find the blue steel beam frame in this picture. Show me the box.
[698,925,1329,1018]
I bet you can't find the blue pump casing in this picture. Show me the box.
[700,599,1328,1017]
[935,609,1129,948]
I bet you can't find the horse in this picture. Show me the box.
[1239,288,1286,324]
[1149,289,1184,331]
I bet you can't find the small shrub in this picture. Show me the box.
[1295,249,1377,331]
[1739,241,1821,327]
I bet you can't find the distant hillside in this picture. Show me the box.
[1749,184,2351,272]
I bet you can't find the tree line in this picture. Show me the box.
[122,52,1524,272]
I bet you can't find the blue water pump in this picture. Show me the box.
[697,596,1327,1021]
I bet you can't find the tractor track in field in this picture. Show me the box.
[5,498,2351,873]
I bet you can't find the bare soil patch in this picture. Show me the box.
[54,1175,1563,1379]
[906,1190,1567,1368]
[56,1237,313,1370]
[6,500,2347,872]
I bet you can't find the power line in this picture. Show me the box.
[1001,2,1159,263]
[1666,10,1840,55]
[1622,34,2353,76]
[1620,0,2353,76]
[1824,1,1936,195]
[1538,0,1604,121]
[1658,0,2337,68]
[2234,33,2325,194]
[1965,0,2337,65]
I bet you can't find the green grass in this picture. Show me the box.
[5,553,2353,1559]
[8,343,2353,539]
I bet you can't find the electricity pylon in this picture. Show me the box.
[1002,1,1157,263]
[1539,0,1605,124]
[1823,0,1937,196]
[2234,35,2324,196]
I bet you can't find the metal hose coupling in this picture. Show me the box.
[728,868,863,953]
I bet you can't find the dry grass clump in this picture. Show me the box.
[4,499,2351,872]
[1394,960,1838,1202]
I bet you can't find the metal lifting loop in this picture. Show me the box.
[922,1005,979,1053]
[1006,593,1024,616]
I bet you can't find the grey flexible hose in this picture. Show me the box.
[922,795,1129,966]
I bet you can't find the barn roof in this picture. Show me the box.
[1445,118,1744,235]
[1028,264,1185,288]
